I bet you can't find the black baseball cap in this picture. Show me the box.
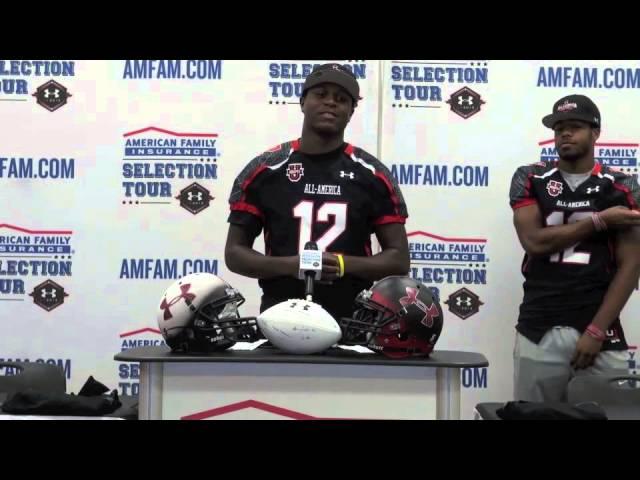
[301,63,361,103]
[542,94,601,129]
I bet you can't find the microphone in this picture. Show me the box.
[299,241,322,301]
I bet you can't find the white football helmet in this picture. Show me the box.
[157,273,260,353]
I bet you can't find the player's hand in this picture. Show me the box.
[320,252,340,282]
[571,333,603,370]
[598,206,640,229]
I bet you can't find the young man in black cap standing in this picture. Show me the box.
[225,63,409,321]
[509,94,640,402]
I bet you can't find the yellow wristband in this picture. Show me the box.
[337,254,345,278]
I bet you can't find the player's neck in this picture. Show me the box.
[558,156,595,174]
[299,129,345,155]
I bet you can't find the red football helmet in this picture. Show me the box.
[339,276,443,358]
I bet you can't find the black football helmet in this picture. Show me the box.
[339,276,443,358]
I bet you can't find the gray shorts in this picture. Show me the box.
[513,326,628,402]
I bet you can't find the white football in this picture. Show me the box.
[257,299,342,354]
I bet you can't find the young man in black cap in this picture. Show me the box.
[509,94,640,402]
[225,63,409,321]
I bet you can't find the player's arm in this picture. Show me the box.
[336,223,410,282]
[572,226,640,369]
[509,166,640,257]
[225,224,298,279]
[225,151,300,280]
[591,175,640,330]
[513,203,597,257]
[591,226,640,333]
[510,166,599,256]
[514,203,640,257]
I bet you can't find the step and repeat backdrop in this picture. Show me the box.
[1,60,638,418]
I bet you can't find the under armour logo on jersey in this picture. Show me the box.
[456,296,472,307]
[458,95,474,106]
[160,284,197,321]
[43,88,60,99]
[187,191,203,201]
[606,328,621,343]
[41,288,56,299]
[586,186,600,194]
[340,171,354,179]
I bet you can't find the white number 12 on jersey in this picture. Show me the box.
[293,200,347,252]
[546,211,593,265]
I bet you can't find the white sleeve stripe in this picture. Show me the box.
[350,153,376,175]
[533,168,558,179]
[268,148,294,171]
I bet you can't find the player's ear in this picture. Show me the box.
[300,94,306,112]
[592,127,600,143]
